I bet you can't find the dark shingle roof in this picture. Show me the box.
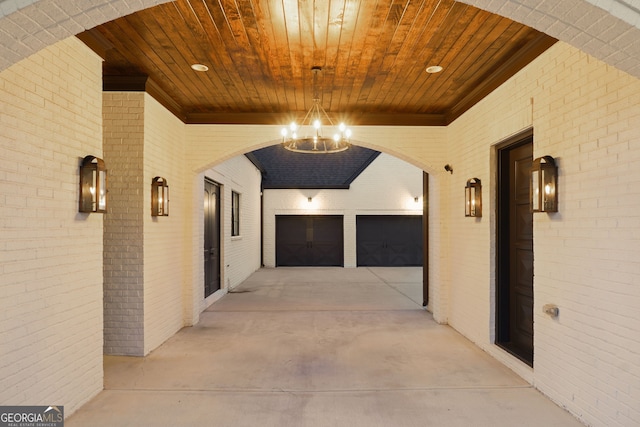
[246,144,380,189]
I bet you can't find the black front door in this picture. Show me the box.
[276,215,343,266]
[496,133,534,366]
[204,179,220,297]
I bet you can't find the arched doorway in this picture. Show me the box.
[191,134,445,324]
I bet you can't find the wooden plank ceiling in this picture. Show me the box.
[78,0,556,126]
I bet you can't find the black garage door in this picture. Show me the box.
[276,215,344,266]
[357,215,423,266]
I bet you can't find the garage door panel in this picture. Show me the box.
[276,215,343,267]
[356,215,422,267]
[313,217,343,243]
[357,242,384,266]
[276,243,310,266]
[276,216,307,243]
[313,243,343,266]
[387,243,418,266]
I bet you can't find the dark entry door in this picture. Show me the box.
[204,179,221,297]
[356,215,423,266]
[276,215,343,266]
[496,134,534,366]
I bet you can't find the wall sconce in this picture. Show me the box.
[151,176,169,216]
[79,155,107,213]
[530,156,557,213]
[465,178,482,217]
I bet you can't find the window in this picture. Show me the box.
[231,191,240,236]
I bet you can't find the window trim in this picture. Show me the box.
[231,190,240,236]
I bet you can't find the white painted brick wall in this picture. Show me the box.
[143,94,187,354]
[103,93,188,356]
[447,42,640,427]
[204,156,262,291]
[183,173,203,325]
[0,37,103,415]
[532,44,640,427]
[103,92,145,356]
[262,153,424,268]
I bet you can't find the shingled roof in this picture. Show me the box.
[246,144,380,189]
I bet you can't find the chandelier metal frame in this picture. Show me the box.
[280,67,351,154]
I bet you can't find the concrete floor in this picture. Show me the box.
[67,267,582,427]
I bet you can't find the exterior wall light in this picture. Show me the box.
[151,176,169,216]
[79,155,107,213]
[530,156,557,213]
[465,178,482,217]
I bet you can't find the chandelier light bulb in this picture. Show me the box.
[290,122,298,131]
[345,129,352,138]
[313,119,321,129]
[281,128,288,137]
[333,133,340,142]
[338,123,346,132]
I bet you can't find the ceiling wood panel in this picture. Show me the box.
[78,0,556,125]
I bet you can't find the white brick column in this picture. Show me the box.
[103,92,145,356]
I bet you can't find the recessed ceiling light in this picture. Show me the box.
[191,64,209,72]
[426,65,443,74]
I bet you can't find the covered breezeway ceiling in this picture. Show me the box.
[1,0,639,103]
[75,0,555,126]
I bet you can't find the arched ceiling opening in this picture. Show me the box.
[459,0,640,78]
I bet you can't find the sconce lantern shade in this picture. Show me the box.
[530,156,557,212]
[79,155,107,213]
[151,176,169,216]
[465,178,482,217]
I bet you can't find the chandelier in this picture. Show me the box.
[280,67,352,153]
